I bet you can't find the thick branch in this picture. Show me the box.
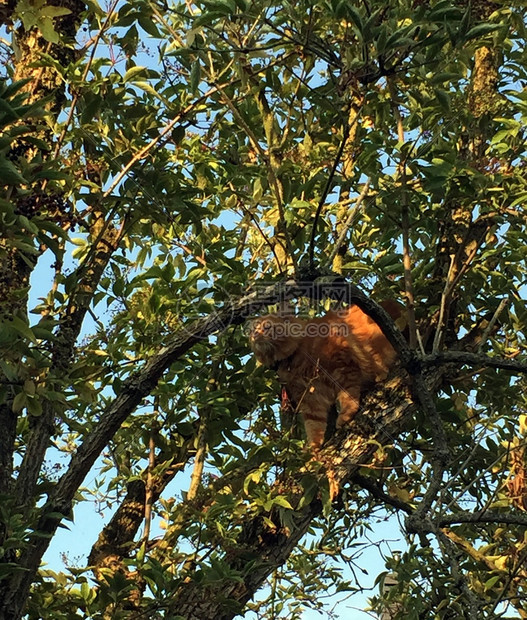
[14,219,125,509]
[350,472,413,514]
[408,372,450,519]
[88,479,147,576]
[423,351,527,374]
[438,510,527,528]
[0,279,299,619]
[167,366,446,619]
[88,455,189,574]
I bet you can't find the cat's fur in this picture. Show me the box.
[248,301,405,448]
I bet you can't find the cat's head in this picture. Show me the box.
[247,314,303,366]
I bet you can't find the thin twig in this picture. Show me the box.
[477,297,508,353]
[143,405,158,543]
[422,351,527,374]
[350,472,413,514]
[187,411,208,502]
[433,222,491,353]
[437,529,482,619]
[173,240,207,267]
[489,546,527,617]
[217,84,294,267]
[444,439,527,513]
[388,77,418,350]
[235,200,285,274]
[308,112,363,271]
[324,178,371,269]
[432,255,456,353]
[187,362,224,501]
[437,510,527,528]
[52,0,120,161]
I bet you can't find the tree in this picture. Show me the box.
[1,0,527,618]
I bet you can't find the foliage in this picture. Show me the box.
[1,0,527,618]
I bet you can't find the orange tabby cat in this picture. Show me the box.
[248,301,405,448]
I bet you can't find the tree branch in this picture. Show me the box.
[308,115,361,271]
[14,211,126,510]
[422,351,527,374]
[324,178,371,269]
[437,510,527,528]
[437,529,482,619]
[167,365,446,619]
[4,276,417,618]
[387,76,418,351]
[350,472,413,514]
[406,371,450,523]
[477,297,508,353]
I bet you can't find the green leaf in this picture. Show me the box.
[138,15,161,38]
[38,17,60,43]
[464,24,501,40]
[16,0,39,30]
[8,316,37,343]
[40,5,71,18]
[0,98,20,122]
[484,575,501,590]
[0,157,26,185]
[271,496,293,510]
[429,72,461,85]
[12,391,27,413]
[193,10,228,27]
[123,65,148,82]
[80,581,92,601]
[434,88,450,111]
[243,468,263,494]
[32,169,71,181]
[38,219,69,239]
[344,5,363,33]
[0,360,19,382]
[171,125,186,145]
[190,60,201,95]
[24,379,36,396]
[26,396,43,416]
[252,178,263,202]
